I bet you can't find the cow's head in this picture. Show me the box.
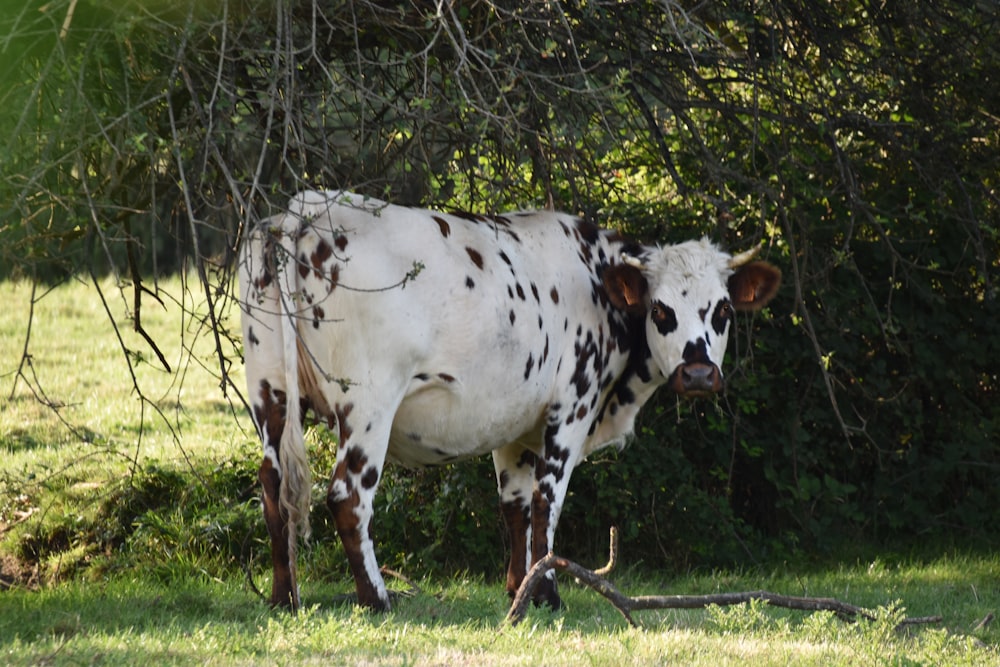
[603,238,781,397]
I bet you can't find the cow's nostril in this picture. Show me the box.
[679,363,721,394]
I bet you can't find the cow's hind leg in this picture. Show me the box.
[493,443,544,604]
[251,379,300,608]
[325,402,393,611]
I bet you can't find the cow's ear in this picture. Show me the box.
[729,261,782,311]
[603,264,648,314]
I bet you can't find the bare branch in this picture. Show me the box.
[506,549,943,630]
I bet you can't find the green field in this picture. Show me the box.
[1,277,998,666]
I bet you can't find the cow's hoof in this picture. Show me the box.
[532,579,562,610]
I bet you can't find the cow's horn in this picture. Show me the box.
[622,254,647,270]
[728,242,762,268]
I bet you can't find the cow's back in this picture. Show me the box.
[270,192,622,466]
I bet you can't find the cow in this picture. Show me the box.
[238,190,781,612]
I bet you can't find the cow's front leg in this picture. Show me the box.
[493,444,536,600]
[529,419,584,610]
[326,406,391,611]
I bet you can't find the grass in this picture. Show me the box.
[1,274,251,581]
[0,274,247,463]
[1,559,997,666]
[1,275,998,665]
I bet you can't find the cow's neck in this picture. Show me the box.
[584,293,666,456]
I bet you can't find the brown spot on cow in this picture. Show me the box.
[360,465,379,489]
[298,253,309,278]
[531,487,552,558]
[433,216,452,238]
[329,263,340,292]
[449,210,485,223]
[253,269,273,292]
[334,234,348,252]
[517,448,537,469]
[466,247,484,270]
[310,240,333,279]
[335,402,355,444]
[254,380,286,448]
[571,343,595,399]
[345,445,368,475]
[575,218,600,244]
[550,287,560,304]
[438,373,456,383]
[312,305,325,329]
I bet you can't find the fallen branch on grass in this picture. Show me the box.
[505,527,943,630]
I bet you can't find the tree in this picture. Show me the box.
[2,0,998,568]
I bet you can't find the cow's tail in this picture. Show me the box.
[274,212,313,556]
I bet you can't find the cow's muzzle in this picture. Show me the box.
[669,362,723,397]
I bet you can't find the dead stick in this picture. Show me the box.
[505,552,942,630]
[381,566,422,598]
[507,553,639,626]
[593,526,618,577]
[972,612,994,631]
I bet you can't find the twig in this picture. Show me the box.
[8,278,38,401]
[125,224,172,373]
[972,612,994,632]
[380,567,422,598]
[505,538,942,630]
[241,529,267,603]
[0,506,38,536]
[327,567,421,607]
[59,0,78,40]
[593,526,618,577]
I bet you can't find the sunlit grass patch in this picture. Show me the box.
[1,276,248,463]
[1,275,251,585]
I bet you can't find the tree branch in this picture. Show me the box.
[505,534,943,630]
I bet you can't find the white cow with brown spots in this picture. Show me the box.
[238,190,780,611]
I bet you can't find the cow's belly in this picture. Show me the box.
[386,377,546,467]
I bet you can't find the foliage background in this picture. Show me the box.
[1,0,998,575]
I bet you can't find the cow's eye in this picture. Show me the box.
[649,301,678,333]
[711,300,733,335]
